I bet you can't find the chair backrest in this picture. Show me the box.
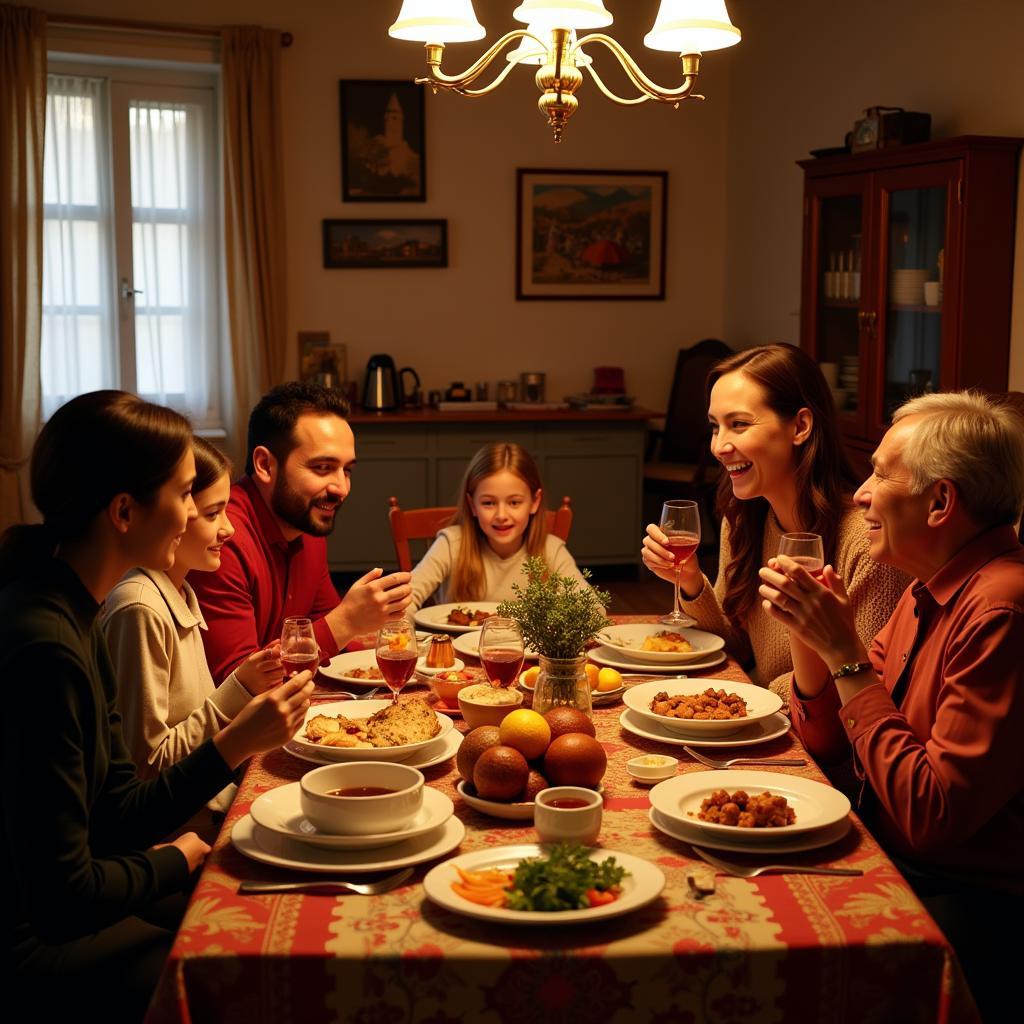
[992,391,1024,543]
[660,338,733,464]
[388,496,573,572]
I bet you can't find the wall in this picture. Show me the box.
[35,0,735,421]
[723,0,1024,389]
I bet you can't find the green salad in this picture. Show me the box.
[504,843,628,912]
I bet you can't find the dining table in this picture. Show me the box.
[144,617,979,1024]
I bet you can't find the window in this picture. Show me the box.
[42,64,223,428]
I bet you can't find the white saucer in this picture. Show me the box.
[456,779,535,820]
[618,708,791,749]
[249,783,454,850]
[284,728,462,770]
[231,814,466,873]
[588,645,727,674]
[649,808,852,855]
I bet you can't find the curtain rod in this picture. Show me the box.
[48,14,293,48]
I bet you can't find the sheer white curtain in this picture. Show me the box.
[41,75,116,420]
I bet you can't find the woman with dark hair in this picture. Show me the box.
[642,344,908,697]
[0,392,313,1023]
[103,437,283,821]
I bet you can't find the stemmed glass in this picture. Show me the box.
[659,499,701,626]
[478,617,525,689]
[778,532,825,578]
[375,619,419,703]
[280,617,319,678]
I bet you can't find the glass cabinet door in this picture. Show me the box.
[874,162,958,430]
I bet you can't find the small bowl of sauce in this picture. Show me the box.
[300,761,424,835]
[626,754,679,783]
[535,786,603,846]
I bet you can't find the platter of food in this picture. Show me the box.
[414,602,501,634]
[648,770,851,841]
[289,699,453,762]
[622,679,783,737]
[648,808,852,855]
[249,783,454,850]
[422,842,665,924]
[284,727,462,770]
[316,649,386,686]
[618,708,791,749]
[596,625,725,665]
[231,814,466,873]
[586,645,727,674]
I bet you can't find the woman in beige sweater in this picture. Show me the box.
[643,344,908,699]
[103,439,281,810]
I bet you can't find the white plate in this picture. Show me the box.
[518,672,626,706]
[232,814,466,873]
[623,680,783,737]
[453,632,539,662]
[291,700,454,763]
[416,656,466,677]
[284,727,462,770]
[414,602,502,634]
[317,649,386,686]
[648,770,851,841]
[456,779,535,820]
[422,844,665,925]
[649,808,852,855]
[597,625,725,665]
[588,645,727,674]
[619,708,791,749]
[250,784,455,850]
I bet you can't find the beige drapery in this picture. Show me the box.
[0,4,45,531]
[220,26,288,457]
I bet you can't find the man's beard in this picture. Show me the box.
[271,477,340,537]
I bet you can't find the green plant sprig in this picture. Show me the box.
[497,556,611,660]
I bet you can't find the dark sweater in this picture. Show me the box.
[1,559,235,963]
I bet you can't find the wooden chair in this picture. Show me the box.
[644,338,733,532]
[993,391,1024,542]
[388,495,573,573]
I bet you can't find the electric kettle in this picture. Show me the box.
[361,354,420,411]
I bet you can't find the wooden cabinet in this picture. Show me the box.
[326,414,648,572]
[798,135,1021,469]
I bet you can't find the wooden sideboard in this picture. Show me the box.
[328,407,655,573]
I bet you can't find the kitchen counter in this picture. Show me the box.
[348,405,660,424]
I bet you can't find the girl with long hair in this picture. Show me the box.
[409,442,589,610]
[642,344,908,697]
[0,392,313,1023]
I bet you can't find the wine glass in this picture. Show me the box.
[280,617,319,678]
[478,617,525,689]
[375,619,418,703]
[778,532,825,579]
[659,499,701,626]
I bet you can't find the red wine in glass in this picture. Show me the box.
[778,533,826,581]
[788,554,825,579]
[665,532,700,566]
[376,648,418,692]
[280,617,318,678]
[479,649,525,687]
[659,500,701,626]
[281,652,319,677]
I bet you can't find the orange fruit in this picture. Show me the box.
[456,725,502,782]
[522,665,541,688]
[473,745,530,801]
[597,667,623,692]
[499,709,551,760]
[520,768,549,802]
[543,732,607,787]
[542,706,596,741]
[584,663,600,689]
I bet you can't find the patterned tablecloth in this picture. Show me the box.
[146,630,978,1024]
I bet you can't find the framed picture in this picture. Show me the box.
[298,332,347,387]
[339,79,425,201]
[322,219,448,269]
[516,168,667,300]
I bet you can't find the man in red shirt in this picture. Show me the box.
[191,383,411,682]
[759,391,1024,1022]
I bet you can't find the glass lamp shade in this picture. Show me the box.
[512,1,613,32]
[644,0,741,53]
[506,25,593,65]
[388,0,486,44]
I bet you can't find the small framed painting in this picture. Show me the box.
[322,219,448,269]
[516,168,667,300]
[339,79,426,201]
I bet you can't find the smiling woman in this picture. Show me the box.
[641,344,909,699]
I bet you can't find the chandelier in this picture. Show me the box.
[388,1,741,142]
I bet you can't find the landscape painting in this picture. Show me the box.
[322,219,447,269]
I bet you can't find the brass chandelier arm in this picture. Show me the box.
[415,30,548,92]
[582,63,653,106]
[574,33,704,104]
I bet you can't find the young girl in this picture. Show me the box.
[0,391,312,1023]
[103,438,282,813]
[409,442,590,610]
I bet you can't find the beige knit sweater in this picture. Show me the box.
[681,507,910,699]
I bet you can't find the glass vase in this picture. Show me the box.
[532,655,592,718]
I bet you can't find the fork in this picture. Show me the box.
[238,866,414,895]
[683,745,807,770]
[314,686,382,702]
[691,845,862,878]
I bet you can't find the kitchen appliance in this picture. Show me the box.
[361,355,420,411]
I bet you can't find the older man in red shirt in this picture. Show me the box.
[192,383,411,682]
[759,391,1024,1022]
